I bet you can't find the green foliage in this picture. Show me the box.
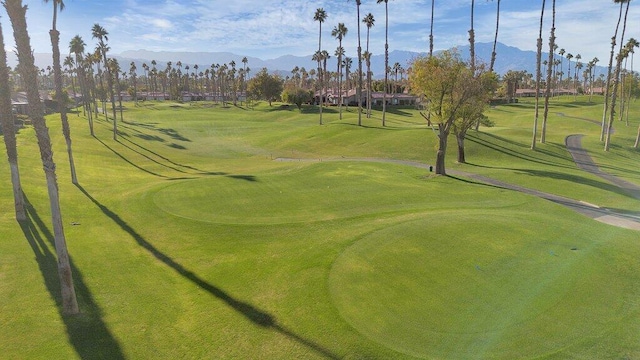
[247,68,283,106]
[281,85,313,110]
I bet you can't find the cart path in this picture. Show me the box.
[565,134,640,200]
[275,151,640,231]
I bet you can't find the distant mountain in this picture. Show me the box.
[6,42,606,79]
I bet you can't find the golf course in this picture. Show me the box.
[1,97,639,359]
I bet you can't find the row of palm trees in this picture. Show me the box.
[532,0,638,151]
[314,0,393,126]
[0,0,79,314]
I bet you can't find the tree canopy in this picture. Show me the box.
[247,68,283,106]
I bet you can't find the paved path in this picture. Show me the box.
[276,139,640,231]
[565,134,640,200]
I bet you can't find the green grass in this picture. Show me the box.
[0,97,639,359]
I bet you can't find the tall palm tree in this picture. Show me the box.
[0,19,26,220]
[624,38,638,127]
[69,35,93,135]
[429,0,435,57]
[92,23,118,139]
[566,52,573,91]
[558,48,565,88]
[377,0,389,126]
[604,0,631,151]
[469,0,476,72]
[489,0,501,73]
[332,23,348,119]
[541,0,556,144]
[314,8,327,125]
[532,0,546,150]
[575,53,583,96]
[4,0,79,314]
[354,0,364,126]
[343,56,353,92]
[601,0,628,142]
[130,61,138,104]
[44,0,77,184]
[363,13,375,118]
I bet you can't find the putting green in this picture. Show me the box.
[152,162,525,225]
[329,213,631,359]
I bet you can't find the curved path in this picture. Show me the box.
[276,141,640,230]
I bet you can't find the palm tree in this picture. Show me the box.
[354,0,364,126]
[429,0,435,57]
[541,0,556,144]
[532,0,546,150]
[130,61,138,104]
[343,56,353,92]
[4,0,79,315]
[92,23,118,139]
[601,0,629,142]
[314,8,327,125]
[377,0,390,126]
[151,59,158,99]
[489,0,501,73]
[69,35,93,134]
[604,0,631,151]
[624,38,638,126]
[569,54,582,100]
[0,19,26,220]
[566,52,573,91]
[363,12,375,118]
[558,48,565,88]
[44,0,77,184]
[332,23,348,119]
[469,0,476,72]
[63,55,76,97]
[321,50,330,108]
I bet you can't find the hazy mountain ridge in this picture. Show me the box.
[7,42,606,80]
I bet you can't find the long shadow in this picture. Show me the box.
[516,168,637,199]
[96,137,193,180]
[74,184,338,359]
[120,121,191,143]
[466,133,573,169]
[117,134,216,174]
[19,195,126,360]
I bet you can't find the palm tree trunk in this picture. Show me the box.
[356,1,363,126]
[490,0,501,73]
[382,1,389,126]
[4,0,79,315]
[0,21,26,220]
[532,0,546,150]
[429,0,435,57]
[50,28,78,184]
[601,1,625,142]
[604,0,630,151]
[469,0,476,72]
[541,0,556,144]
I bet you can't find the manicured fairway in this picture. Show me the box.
[1,98,639,359]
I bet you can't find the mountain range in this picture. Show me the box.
[7,42,606,80]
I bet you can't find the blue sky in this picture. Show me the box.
[2,0,639,62]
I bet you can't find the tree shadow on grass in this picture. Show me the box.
[466,133,574,169]
[120,122,191,143]
[74,184,338,359]
[19,194,126,360]
[96,137,191,180]
[117,135,218,174]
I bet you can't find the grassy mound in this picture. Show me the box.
[330,210,640,358]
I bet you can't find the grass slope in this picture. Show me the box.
[0,98,639,359]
